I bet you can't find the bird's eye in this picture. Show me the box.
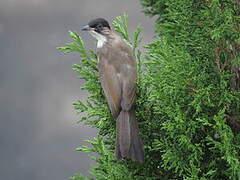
[97,24,102,29]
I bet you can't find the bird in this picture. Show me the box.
[82,18,144,163]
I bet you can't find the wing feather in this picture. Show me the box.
[99,62,121,118]
[98,36,137,116]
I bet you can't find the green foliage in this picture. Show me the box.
[139,0,240,179]
[59,1,240,179]
[58,14,148,179]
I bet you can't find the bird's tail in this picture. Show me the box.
[116,108,144,163]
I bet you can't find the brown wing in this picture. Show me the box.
[120,62,137,111]
[99,61,121,118]
[98,35,137,116]
[118,43,137,111]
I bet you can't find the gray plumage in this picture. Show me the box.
[82,18,144,162]
[97,32,144,163]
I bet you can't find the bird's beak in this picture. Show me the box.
[81,25,90,31]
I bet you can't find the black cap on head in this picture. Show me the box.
[88,18,111,30]
[81,18,111,33]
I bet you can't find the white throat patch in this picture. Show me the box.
[89,30,107,48]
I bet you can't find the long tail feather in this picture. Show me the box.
[116,109,144,163]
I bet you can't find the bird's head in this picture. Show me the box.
[82,18,111,42]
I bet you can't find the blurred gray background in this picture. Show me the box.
[0,0,154,179]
